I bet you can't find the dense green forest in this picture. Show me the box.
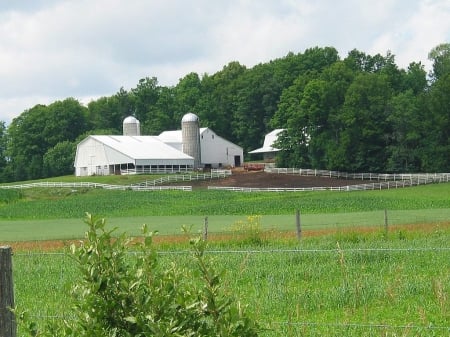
[0,43,449,182]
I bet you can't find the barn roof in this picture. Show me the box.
[248,129,285,154]
[158,128,208,143]
[89,135,194,160]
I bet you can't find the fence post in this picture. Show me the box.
[0,246,16,337]
[296,210,301,240]
[203,217,208,241]
[384,209,388,236]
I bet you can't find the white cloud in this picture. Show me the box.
[208,1,315,67]
[369,0,450,69]
[0,0,448,124]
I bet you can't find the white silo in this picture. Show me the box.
[181,112,201,169]
[123,116,141,136]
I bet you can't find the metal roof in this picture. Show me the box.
[181,112,199,123]
[248,129,285,154]
[90,135,194,160]
[123,116,140,124]
[158,128,208,143]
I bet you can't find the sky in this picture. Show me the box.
[0,0,449,124]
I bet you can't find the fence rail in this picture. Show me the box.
[132,169,232,187]
[0,170,232,191]
[0,169,448,192]
[266,167,450,182]
[204,168,450,192]
[0,181,192,191]
[208,177,448,192]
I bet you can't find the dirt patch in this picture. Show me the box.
[4,222,449,252]
[184,170,369,189]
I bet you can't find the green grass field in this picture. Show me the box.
[2,176,450,336]
[12,228,450,336]
[1,180,450,242]
[2,209,450,242]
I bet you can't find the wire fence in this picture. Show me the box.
[10,246,450,336]
[12,246,450,257]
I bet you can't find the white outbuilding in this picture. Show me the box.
[74,113,244,176]
[248,129,285,161]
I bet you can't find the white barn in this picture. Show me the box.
[74,135,195,176]
[248,129,285,161]
[74,113,244,176]
[158,127,243,169]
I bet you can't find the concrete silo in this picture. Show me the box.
[181,112,202,169]
[123,116,141,136]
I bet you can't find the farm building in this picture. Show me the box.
[248,129,285,161]
[74,113,243,176]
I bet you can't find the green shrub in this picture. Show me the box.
[0,188,23,204]
[19,213,260,336]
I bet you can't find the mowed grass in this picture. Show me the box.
[2,210,450,242]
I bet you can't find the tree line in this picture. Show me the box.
[0,43,449,182]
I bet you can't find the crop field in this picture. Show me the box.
[1,177,450,336]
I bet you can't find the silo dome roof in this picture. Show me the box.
[181,112,199,123]
[123,116,140,124]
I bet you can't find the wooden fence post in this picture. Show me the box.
[0,246,16,337]
[203,216,208,241]
[384,209,388,236]
[296,210,302,240]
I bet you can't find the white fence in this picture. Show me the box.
[0,181,192,191]
[0,170,233,191]
[266,167,450,182]
[207,180,440,192]
[208,169,450,192]
[1,169,448,193]
[133,169,232,187]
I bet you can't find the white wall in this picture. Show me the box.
[74,137,110,176]
[200,129,243,167]
[74,137,135,176]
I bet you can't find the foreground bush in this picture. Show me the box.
[20,213,260,336]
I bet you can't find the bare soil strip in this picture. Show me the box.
[5,221,449,252]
